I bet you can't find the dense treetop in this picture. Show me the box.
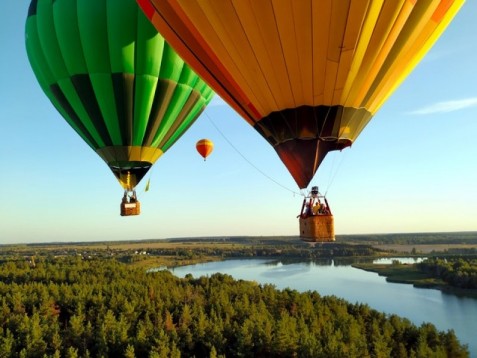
[0,256,468,357]
[418,257,477,289]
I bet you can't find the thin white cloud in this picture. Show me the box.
[410,97,477,115]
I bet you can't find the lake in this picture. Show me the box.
[170,258,477,357]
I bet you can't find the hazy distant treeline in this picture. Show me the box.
[0,257,468,357]
[339,232,477,245]
[131,244,383,262]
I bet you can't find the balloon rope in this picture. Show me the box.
[204,111,304,197]
[323,150,347,197]
[323,151,339,195]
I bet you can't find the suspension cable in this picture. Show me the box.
[323,149,348,197]
[204,111,304,197]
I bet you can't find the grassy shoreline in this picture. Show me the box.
[353,263,477,298]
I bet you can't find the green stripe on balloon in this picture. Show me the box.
[26,0,214,191]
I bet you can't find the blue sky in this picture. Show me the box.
[1,1,477,244]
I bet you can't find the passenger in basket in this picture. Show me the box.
[312,200,322,215]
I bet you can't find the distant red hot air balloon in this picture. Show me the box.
[196,139,214,161]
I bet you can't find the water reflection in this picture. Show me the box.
[170,258,477,357]
[373,257,425,264]
[261,261,311,278]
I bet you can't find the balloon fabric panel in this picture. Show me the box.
[26,0,214,190]
[162,95,210,151]
[138,0,464,189]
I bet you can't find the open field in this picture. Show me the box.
[2,232,476,265]
[2,233,477,296]
[5,241,477,254]
[0,240,252,254]
[371,243,477,254]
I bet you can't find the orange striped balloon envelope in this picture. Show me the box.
[137,0,464,188]
[196,139,214,161]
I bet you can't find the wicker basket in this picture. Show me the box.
[120,201,141,216]
[299,214,335,242]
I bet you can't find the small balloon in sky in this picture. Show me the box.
[196,139,214,161]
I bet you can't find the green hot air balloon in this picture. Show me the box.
[25,0,214,215]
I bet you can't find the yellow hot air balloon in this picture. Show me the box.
[137,0,464,240]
